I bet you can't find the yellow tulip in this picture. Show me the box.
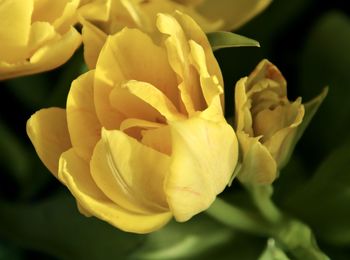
[234,60,305,184]
[78,0,271,68]
[27,12,238,233]
[0,0,81,80]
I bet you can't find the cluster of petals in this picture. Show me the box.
[0,0,271,79]
[27,12,238,233]
[19,0,306,234]
[0,0,81,79]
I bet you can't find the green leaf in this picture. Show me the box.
[285,138,350,246]
[207,31,260,51]
[0,192,143,259]
[258,239,290,260]
[279,87,328,168]
[131,215,232,259]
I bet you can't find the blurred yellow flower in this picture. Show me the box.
[27,12,238,233]
[0,0,81,80]
[234,60,305,184]
[78,0,271,68]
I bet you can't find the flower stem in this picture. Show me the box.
[206,197,271,236]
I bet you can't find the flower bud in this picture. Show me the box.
[234,59,305,184]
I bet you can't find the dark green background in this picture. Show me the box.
[0,0,349,259]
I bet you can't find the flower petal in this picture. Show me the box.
[52,0,80,33]
[59,148,172,233]
[26,108,71,177]
[157,12,206,114]
[236,132,277,184]
[0,0,33,61]
[121,80,184,121]
[90,128,171,212]
[140,0,222,32]
[247,59,286,94]
[189,40,223,108]
[0,0,32,47]
[80,18,107,69]
[67,70,101,161]
[94,27,177,128]
[264,101,305,167]
[166,116,238,221]
[235,77,253,135]
[173,11,223,87]
[0,27,81,80]
[198,0,272,31]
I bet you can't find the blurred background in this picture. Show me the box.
[0,0,350,259]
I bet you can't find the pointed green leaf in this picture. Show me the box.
[258,239,290,260]
[207,31,260,51]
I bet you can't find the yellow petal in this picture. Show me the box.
[140,0,222,32]
[236,131,277,184]
[120,118,164,132]
[91,128,171,212]
[119,118,165,140]
[0,0,33,47]
[198,0,272,31]
[0,0,33,61]
[26,108,71,177]
[67,70,101,161]
[157,12,206,114]
[173,11,223,88]
[234,77,254,135]
[109,86,163,124]
[0,27,81,80]
[94,27,177,127]
[53,0,80,33]
[121,80,184,121]
[166,116,238,221]
[32,0,68,24]
[80,18,107,69]
[59,148,172,233]
[141,125,172,155]
[78,0,111,22]
[264,102,305,167]
[247,59,287,95]
[26,22,58,58]
[189,40,223,108]
[254,105,293,142]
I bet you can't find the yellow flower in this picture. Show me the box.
[234,60,305,184]
[27,12,238,233]
[78,0,271,68]
[0,0,81,80]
